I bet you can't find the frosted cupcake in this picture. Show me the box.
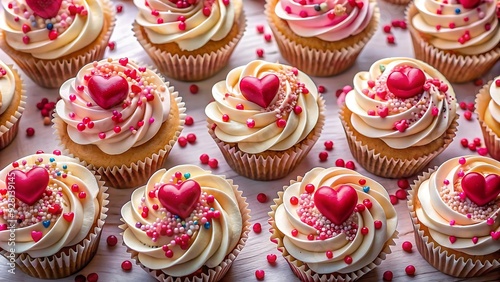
[408,155,500,277]
[0,0,115,89]
[132,0,246,81]
[407,0,500,83]
[269,167,398,281]
[0,153,107,279]
[340,57,458,178]
[205,60,325,180]
[0,61,25,150]
[476,76,500,161]
[266,0,379,76]
[120,165,250,282]
[53,57,185,189]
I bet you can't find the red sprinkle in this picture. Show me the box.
[264,33,272,42]
[324,140,334,150]
[319,151,328,162]
[402,241,413,252]
[477,147,488,156]
[121,260,132,271]
[459,101,467,110]
[255,269,265,280]
[256,48,264,58]
[468,143,476,151]
[266,254,277,264]
[474,79,484,86]
[318,85,326,93]
[386,34,395,44]
[208,158,219,169]
[383,270,393,281]
[467,102,475,112]
[335,158,345,167]
[107,41,116,51]
[106,235,118,246]
[290,196,299,205]
[473,137,481,146]
[395,189,407,200]
[256,25,265,34]
[463,110,472,120]
[383,24,391,33]
[460,138,469,147]
[253,223,262,233]
[186,133,196,143]
[391,20,400,27]
[405,265,416,276]
[257,193,268,203]
[397,178,409,189]
[75,274,86,282]
[199,154,209,164]
[189,84,199,94]
[345,161,355,170]
[344,256,353,264]
[26,127,35,137]
[390,195,398,205]
[116,4,123,13]
[87,273,99,282]
[178,136,188,147]
[185,115,194,126]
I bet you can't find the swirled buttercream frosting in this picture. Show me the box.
[414,156,500,256]
[0,61,16,116]
[121,165,244,277]
[0,0,107,59]
[55,57,173,155]
[0,154,102,257]
[274,167,397,274]
[345,57,457,149]
[485,76,500,135]
[205,60,321,154]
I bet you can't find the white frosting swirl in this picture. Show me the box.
[55,58,172,155]
[345,57,457,149]
[275,0,375,41]
[0,154,101,257]
[205,60,321,154]
[486,76,500,135]
[134,0,239,51]
[0,0,106,59]
[121,165,244,277]
[275,167,397,274]
[415,156,500,256]
[411,0,500,55]
[0,61,16,115]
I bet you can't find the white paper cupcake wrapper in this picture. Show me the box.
[0,65,26,150]
[408,169,500,277]
[475,80,500,161]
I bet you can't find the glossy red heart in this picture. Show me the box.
[157,180,201,219]
[386,67,426,99]
[240,74,280,108]
[461,172,500,206]
[8,168,49,206]
[31,230,43,242]
[460,0,480,9]
[314,185,358,225]
[87,75,129,110]
[63,212,74,222]
[26,0,62,19]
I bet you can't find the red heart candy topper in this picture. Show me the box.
[386,66,426,99]
[461,172,500,206]
[460,0,481,9]
[6,167,50,206]
[240,74,280,108]
[87,75,129,110]
[157,180,202,219]
[26,0,62,19]
[313,185,358,225]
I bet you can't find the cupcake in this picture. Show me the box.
[269,167,398,281]
[132,0,246,81]
[0,0,115,88]
[0,61,25,150]
[476,76,500,161]
[340,57,458,178]
[408,155,500,277]
[407,0,500,83]
[0,153,108,279]
[53,57,185,189]
[205,60,325,181]
[265,0,380,77]
[120,165,250,282]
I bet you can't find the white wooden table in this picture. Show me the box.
[1,0,499,281]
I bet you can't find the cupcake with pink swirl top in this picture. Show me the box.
[407,0,500,83]
[53,57,185,189]
[265,0,379,76]
[340,57,458,178]
[408,155,500,277]
[476,76,500,161]
[269,167,398,281]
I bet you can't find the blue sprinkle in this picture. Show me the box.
[363,186,370,193]
[193,220,198,225]
[46,23,53,30]
[62,164,67,170]
[184,172,190,179]
[43,220,50,228]
[204,222,211,229]
[455,8,460,14]
[210,207,214,211]
[49,158,55,162]
[56,171,61,176]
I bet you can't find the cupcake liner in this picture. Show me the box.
[339,106,458,178]
[0,175,108,279]
[269,177,398,282]
[133,11,246,82]
[0,0,116,89]
[408,169,500,277]
[475,80,500,161]
[265,1,379,77]
[120,178,251,282]
[53,87,186,189]
[0,65,26,150]
[208,96,325,181]
[406,3,500,84]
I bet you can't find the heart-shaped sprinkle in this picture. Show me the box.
[26,0,62,19]
[377,107,388,118]
[0,224,7,231]
[461,172,500,206]
[42,220,51,228]
[8,168,49,206]
[314,185,358,225]
[363,186,370,193]
[63,212,74,222]
[491,231,500,240]
[471,236,478,244]
[460,0,480,9]
[87,75,129,110]
[386,67,426,99]
[449,236,457,244]
[157,180,202,219]
[119,57,129,66]
[240,74,280,108]
[48,203,61,214]
[394,119,408,132]
[31,230,43,242]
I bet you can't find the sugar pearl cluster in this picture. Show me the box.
[283,0,362,19]
[136,172,219,259]
[294,184,359,241]
[0,158,83,229]
[68,58,166,140]
[8,0,85,44]
[152,0,230,28]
